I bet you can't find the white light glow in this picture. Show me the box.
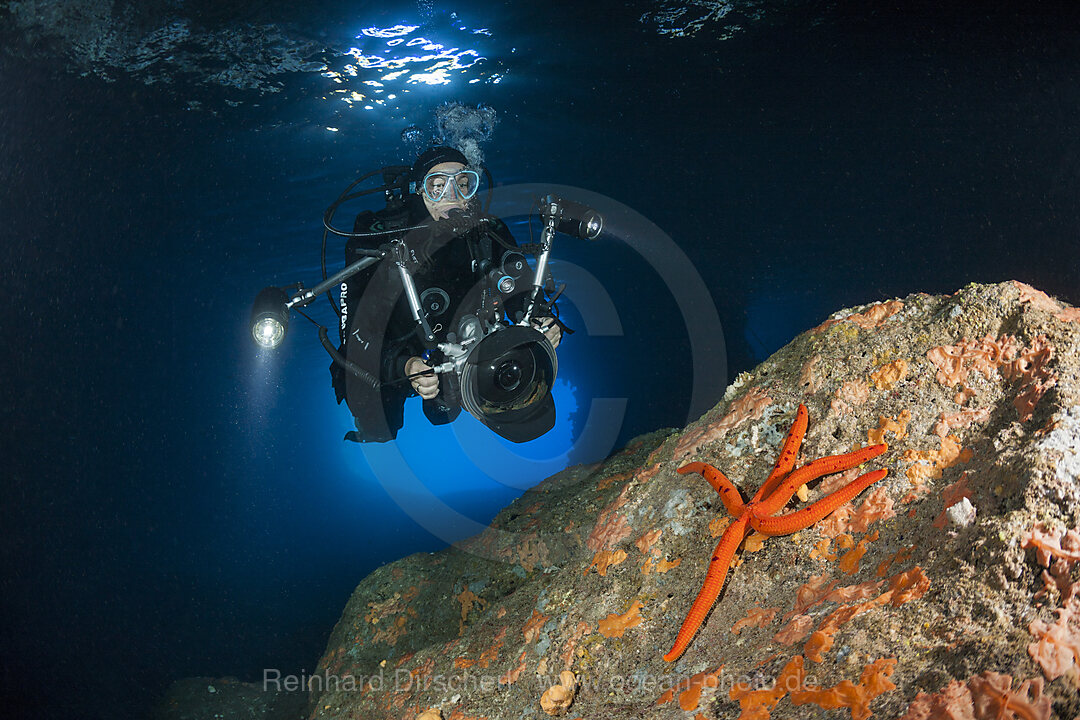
[361,25,419,39]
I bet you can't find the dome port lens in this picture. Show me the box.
[494,360,522,392]
[479,347,536,407]
[458,325,558,443]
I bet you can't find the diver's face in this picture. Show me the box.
[420,161,472,220]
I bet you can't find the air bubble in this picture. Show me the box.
[434,102,497,167]
[401,125,425,145]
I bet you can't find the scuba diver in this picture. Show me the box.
[250,144,600,443]
[329,146,566,443]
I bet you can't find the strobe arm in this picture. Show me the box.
[520,195,603,325]
[522,198,559,325]
[287,250,384,309]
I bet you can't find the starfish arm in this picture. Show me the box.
[750,468,889,536]
[755,444,889,517]
[678,462,746,516]
[663,514,751,662]
[751,404,808,503]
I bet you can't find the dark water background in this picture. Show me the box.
[3,1,1079,718]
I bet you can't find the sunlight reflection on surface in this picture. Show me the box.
[319,19,505,115]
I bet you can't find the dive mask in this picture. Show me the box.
[422,169,480,203]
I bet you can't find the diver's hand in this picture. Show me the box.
[532,317,562,349]
[404,356,440,400]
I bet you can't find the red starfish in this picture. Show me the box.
[663,404,889,662]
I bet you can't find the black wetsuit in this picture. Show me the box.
[330,203,552,442]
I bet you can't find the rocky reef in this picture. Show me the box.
[161,280,1080,719]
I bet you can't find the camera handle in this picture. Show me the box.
[390,239,438,348]
[421,365,462,425]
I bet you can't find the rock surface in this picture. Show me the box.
[304,281,1080,720]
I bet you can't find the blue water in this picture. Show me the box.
[3,2,1079,718]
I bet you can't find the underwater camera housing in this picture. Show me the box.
[398,202,572,444]
[248,168,602,443]
[426,314,559,443]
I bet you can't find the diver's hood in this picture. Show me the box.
[459,325,557,443]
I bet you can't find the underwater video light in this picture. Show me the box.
[542,196,603,241]
[566,204,603,240]
[250,286,290,349]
